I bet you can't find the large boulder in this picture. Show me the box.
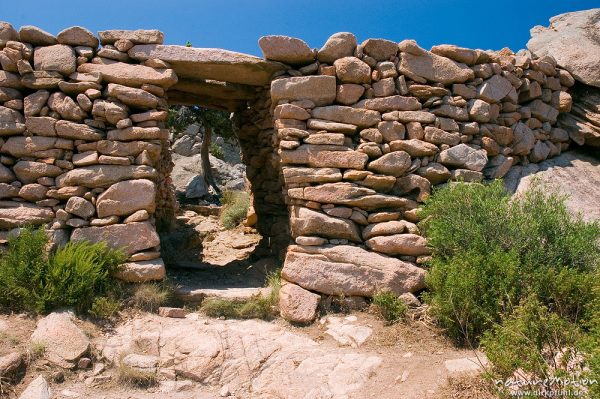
[318,32,357,63]
[17,375,50,399]
[290,206,361,242]
[70,221,160,254]
[279,283,320,324]
[282,245,426,296]
[259,35,314,65]
[57,26,98,47]
[365,234,431,256]
[311,105,381,127]
[398,50,475,84]
[33,45,76,76]
[0,105,26,135]
[98,29,164,45]
[96,179,156,217]
[271,76,336,106]
[30,311,90,368]
[438,144,488,171]
[78,62,177,88]
[128,45,284,86]
[527,9,600,88]
[0,203,54,229]
[114,258,166,282]
[55,165,157,188]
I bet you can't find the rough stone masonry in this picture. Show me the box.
[0,20,581,323]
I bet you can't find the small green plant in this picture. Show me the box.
[28,342,46,362]
[220,190,250,229]
[0,227,126,315]
[209,142,224,159]
[201,269,281,320]
[132,282,173,313]
[89,296,121,319]
[116,363,158,388]
[372,291,407,324]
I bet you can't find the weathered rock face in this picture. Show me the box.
[528,9,600,88]
[527,9,600,148]
[271,76,336,106]
[101,313,382,397]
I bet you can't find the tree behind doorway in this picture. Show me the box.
[168,105,236,196]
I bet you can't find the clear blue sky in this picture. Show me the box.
[3,1,598,56]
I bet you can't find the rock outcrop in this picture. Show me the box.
[528,8,600,147]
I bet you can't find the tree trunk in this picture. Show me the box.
[201,126,221,195]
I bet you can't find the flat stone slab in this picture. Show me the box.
[128,45,286,86]
[175,286,271,304]
[170,78,257,101]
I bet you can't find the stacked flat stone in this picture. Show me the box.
[260,33,574,322]
[0,23,177,282]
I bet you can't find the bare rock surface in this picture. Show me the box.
[505,149,600,221]
[99,313,382,398]
[30,311,90,368]
[528,8,600,88]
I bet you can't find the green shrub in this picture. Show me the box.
[482,295,584,382]
[420,180,600,344]
[220,190,250,229]
[372,291,407,324]
[41,241,126,313]
[209,142,224,159]
[0,227,49,312]
[0,227,126,314]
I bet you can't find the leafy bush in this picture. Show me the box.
[220,190,250,229]
[420,180,599,344]
[209,142,224,159]
[0,227,126,314]
[372,291,407,324]
[482,295,584,381]
[420,180,600,394]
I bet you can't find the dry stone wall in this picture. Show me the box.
[0,23,178,282]
[261,33,576,322]
[0,21,580,318]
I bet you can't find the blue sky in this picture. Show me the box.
[3,1,598,56]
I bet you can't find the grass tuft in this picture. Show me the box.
[220,190,250,229]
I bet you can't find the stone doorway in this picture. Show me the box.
[130,45,290,300]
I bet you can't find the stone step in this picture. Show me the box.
[175,285,271,305]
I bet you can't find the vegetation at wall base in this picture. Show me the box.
[371,291,407,324]
[220,190,250,229]
[419,180,599,394]
[201,269,281,320]
[0,227,126,315]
